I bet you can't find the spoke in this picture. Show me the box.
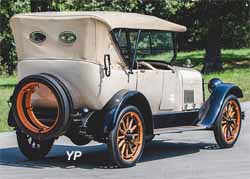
[118,135,125,140]
[231,118,237,122]
[119,128,125,134]
[134,141,142,146]
[128,142,134,153]
[228,104,233,118]
[125,144,129,157]
[121,143,127,156]
[126,117,130,129]
[128,118,133,130]
[224,106,228,114]
[32,142,36,149]
[222,120,227,126]
[121,120,126,130]
[223,126,228,139]
[130,124,137,132]
[222,113,228,120]
[28,138,32,144]
[230,111,235,118]
[228,126,233,137]
[229,123,235,131]
[118,139,125,148]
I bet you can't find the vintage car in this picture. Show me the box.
[8,11,244,167]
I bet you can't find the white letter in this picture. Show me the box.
[73,151,82,160]
[66,151,74,160]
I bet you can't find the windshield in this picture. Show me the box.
[113,29,174,65]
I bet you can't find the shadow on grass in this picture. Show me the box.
[175,56,250,71]
[0,140,219,170]
[0,84,15,88]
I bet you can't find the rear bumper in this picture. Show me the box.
[241,111,245,120]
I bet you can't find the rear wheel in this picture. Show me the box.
[214,95,242,148]
[108,106,145,168]
[17,131,54,160]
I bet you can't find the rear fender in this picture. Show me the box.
[101,90,153,138]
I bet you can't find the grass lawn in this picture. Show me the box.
[0,48,249,132]
[0,74,17,132]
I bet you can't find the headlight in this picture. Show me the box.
[208,78,223,93]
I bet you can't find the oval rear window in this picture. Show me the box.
[30,31,46,43]
[59,31,76,43]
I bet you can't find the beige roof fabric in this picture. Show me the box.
[11,11,187,32]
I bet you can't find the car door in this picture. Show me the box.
[160,69,182,111]
[136,69,164,113]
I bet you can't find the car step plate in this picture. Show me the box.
[154,125,206,135]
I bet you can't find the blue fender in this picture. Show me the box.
[102,89,153,136]
[197,82,243,128]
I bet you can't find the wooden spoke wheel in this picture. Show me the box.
[214,95,242,148]
[117,111,143,161]
[221,100,241,143]
[16,82,60,134]
[108,106,145,168]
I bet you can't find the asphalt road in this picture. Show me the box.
[0,102,249,179]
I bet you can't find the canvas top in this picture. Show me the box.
[11,11,187,32]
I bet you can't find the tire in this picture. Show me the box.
[12,74,71,140]
[17,131,54,160]
[214,95,242,148]
[108,106,145,168]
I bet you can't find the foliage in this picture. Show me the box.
[0,0,31,75]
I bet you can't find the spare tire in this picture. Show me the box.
[12,74,72,140]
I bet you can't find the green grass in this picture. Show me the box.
[0,48,249,132]
[0,74,17,132]
[176,48,250,101]
[176,48,250,71]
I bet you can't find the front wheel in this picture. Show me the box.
[108,106,145,168]
[17,131,54,160]
[214,95,242,148]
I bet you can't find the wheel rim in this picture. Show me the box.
[16,82,60,134]
[116,111,143,161]
[221,100,241,143]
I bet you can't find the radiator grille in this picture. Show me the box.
[184,90,194,103]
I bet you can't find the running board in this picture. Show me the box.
[153,125,206,135]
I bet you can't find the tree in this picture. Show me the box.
[201,0,250,73]
[31,0,52,12]
[0,0,16,75]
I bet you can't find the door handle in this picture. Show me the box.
[104,54,111,77]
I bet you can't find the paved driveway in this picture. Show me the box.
[0,102,249,179]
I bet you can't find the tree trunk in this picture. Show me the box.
[31,0,52,12]
[202,2,223,74]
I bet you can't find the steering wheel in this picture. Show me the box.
[138,61,156,70]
